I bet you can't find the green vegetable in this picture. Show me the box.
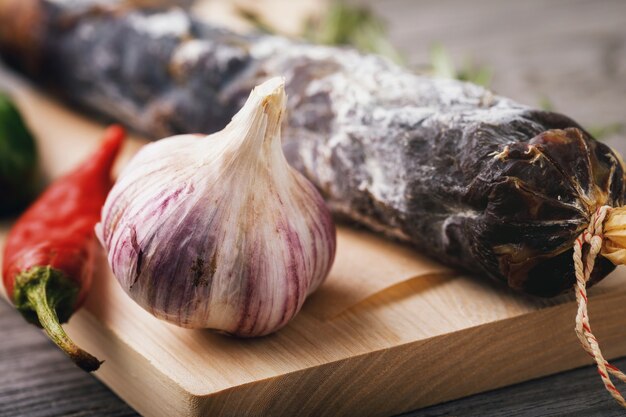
[430,43,492,87]
[303,2,405,64]
[234,7,275,35]
[538,96,623,141]
[538,95,555,112]
[0,92,38,216]
[236,1,405,64]
[587,123,623,141]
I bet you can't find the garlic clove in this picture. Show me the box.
[97,77,336,337]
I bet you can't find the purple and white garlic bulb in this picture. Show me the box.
[96,77,336,337]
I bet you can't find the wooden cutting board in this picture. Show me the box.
[3,62,626,417]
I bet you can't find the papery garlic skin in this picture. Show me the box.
[96,78,336,337]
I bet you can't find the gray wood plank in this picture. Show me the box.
[2,293,626,416]
[400,357,626,417]
[0,300,137,417]
[359,0,626,129]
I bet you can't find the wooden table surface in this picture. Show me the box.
[1,0,625,416]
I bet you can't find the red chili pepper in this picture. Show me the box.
[2,125,125,372]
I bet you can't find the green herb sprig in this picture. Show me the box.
[303,2,405,64]
[430,43,492,87]
[237,1,405,64]
[539,95,623,140]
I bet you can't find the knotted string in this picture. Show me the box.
[574,205,626,407]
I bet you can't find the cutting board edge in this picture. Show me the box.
[193,289,626,417]
[70,310,200,417]
[70,286,626,417]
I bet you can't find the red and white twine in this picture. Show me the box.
[574,205,626,407]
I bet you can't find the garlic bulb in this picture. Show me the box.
[96,77,336,337]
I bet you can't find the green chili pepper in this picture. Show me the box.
[0,92,38,216]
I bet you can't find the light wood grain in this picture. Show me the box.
[2,65,626,417]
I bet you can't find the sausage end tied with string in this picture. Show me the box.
[574,205,626,408]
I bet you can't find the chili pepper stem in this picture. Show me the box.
[13,266,102,372]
